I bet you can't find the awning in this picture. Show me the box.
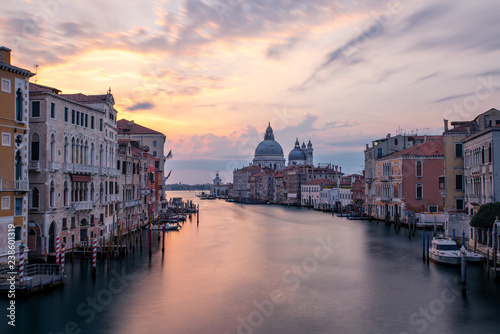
[70,174,91,182]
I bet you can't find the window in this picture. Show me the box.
[429,205,438,213]
[31,133,40,161]
[50,102,55,119]
[1,196,10,210]
[32,101,40,117]
[394,138,398,146]
[153,151,157,157]
[15,197,22,216]
[415,161,422,177]
[14,226,22,241]
[32,187,39,208]
[15,89,23,121]
[99,119,103,131]
[1,78,11,93]
[64,107,68,122]
[455,143,463,158]
[456,198,464,211]
[377,148,383,158]
[81,112,84,126]
[2,133,11,146]
[85,114,88,127]
[455,174,463,190]
[489,143,492,163]
[72,110,75,124]
[91,116,95,129]
[153,140,157,147]
[71,217,75,229]
[416,183,423,199]
[76,111,80,125]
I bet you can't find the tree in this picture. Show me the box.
[470,202,500,228]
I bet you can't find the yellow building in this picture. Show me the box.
[0,47,34,264]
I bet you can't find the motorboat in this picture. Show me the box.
[148,223,180,231]
[429,236,461,266]
[465,249,484,263]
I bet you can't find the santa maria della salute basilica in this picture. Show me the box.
[252,123,313,169]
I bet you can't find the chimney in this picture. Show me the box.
[0,46,12,65]
[444,119,449,131]
[366,144,369,149]
[340,166,342,173]
[387,133,391,139]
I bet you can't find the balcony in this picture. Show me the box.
[92,166,99,175]
[28,161,41,172]
[140,188,149,196]
[482,164,493,174]
[99,166,109,175]
[63,163,74,173]
[364,177,372,184]
[124,199,139,208]
[74,164,92,174]
[380,195,392,202]
[110,168,120,177]
[15,180,29,191]
[471,166,481,175]
[126,173,133,181]
[380,175,392,182]
[49,161,60,171]
[71,201,93,211]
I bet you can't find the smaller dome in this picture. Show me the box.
[289,148,306,161]
[307,140,312,148]
[301,142,306,149]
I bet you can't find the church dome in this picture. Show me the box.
[288,138,307,161]
[254,123,284,157]
[255,140,284,156]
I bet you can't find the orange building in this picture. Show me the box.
[0,47,34,264]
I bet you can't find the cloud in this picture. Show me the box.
[432,93,473,103]
[266,37,300,59]
[127,102,156,111]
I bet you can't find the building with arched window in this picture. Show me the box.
[0,46,34,265]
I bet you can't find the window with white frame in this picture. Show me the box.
[2,132,11,146]
[1,78,11,93]
[416,183,423,199]
[415,161,423,177]
[1,196,10,210]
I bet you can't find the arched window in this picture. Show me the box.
[15,150,22,180]
[415,161,422,177]
[50,134,56,161]
[84,140,89,165]
[32,187,39,208]
[72,137,77,163]
[99,144,104,167]
[50,181,55,207]
[63,181,69,206]
[90,183,94,202]
[416,183,423,200]
[100,183,104,204]
[31,133,40,161]
[90,143,95,165]
[64,137,69,163]
[15,88,23,121]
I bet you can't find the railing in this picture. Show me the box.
[110,168,120,177]
[25,263,62,277]
[380,175,391,182]
[471,166,481,174]
[482,164,493,174]
[71,201,93,211]
[15,180,29,191]
[92,166,99,174]
[63,163,73,173]
[364,177,372,183]
[28,161,41,172]
[126,173,133,181]
[49,161,60,171]
[74,164,92,173]
[111,194,119,202]
[124,199,139,208]
[380,195,392,202]
[99,166,109,175]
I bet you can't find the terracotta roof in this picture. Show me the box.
[444,121,477,134]
[117,119,164,136]
[29,82,61,94]
[383,139,444,158]
[412,135,442,141]
[303,178,337,186]
[60,93,111,103]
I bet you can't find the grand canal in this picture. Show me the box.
[3,191,500,334]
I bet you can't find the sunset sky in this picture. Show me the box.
[3,0,500,184]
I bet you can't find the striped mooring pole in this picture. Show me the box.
[61,243,66,276]
[92,238,97,279]
[19,242,25,285]
[55,234,60,265]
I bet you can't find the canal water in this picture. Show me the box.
[2,190,500,334]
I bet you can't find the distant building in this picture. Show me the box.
[372,138,444,222]
[301,179,336,208]
[253,123,285,170]
[288,138,313,166]
[211,171,230,198]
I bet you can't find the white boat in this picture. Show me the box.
[429,236,461,266]
[148,223,180,231]
[465,249,484,263]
